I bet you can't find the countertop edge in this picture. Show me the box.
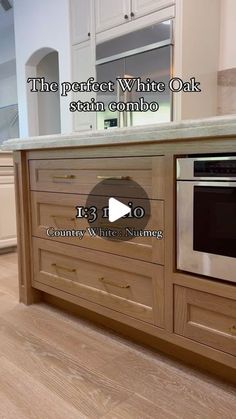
[2,116,236,151]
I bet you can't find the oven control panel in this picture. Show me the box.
[177,156,236,180]
[194,160,236,177]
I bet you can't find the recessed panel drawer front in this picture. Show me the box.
[31,191,164,264]
[0,167,14,184]
[29,156,165,199]
[32,238,164,326]
[174,286,236,356]
[0,155,13,166]
[0,166,14,176]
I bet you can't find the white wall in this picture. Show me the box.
[0,28,15,65]
[0,7,19,142]
[37,51,61,135]
[0,8,15,62]
[174,0,221,120]
[0,74,17,108]
[219,0,236,71]
[13,0,72,137]
[0,8,17,107]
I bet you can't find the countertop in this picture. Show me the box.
[2,115,236,151]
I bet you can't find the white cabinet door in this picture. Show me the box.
[131,0,175,19]
[72,42,96,131]
[96,0,130,33]
[71,0,91,44]
[0,173,17,249]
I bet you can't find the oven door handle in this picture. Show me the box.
[177,181,236,187]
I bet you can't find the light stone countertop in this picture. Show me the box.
[2,115,236,151]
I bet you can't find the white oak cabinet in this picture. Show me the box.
[0,153,17,251]
[71,0,91,44]
[10,128,236,382]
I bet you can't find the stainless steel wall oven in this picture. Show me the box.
[177,156,236,283]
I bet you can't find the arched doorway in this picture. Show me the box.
[26,48,61,136]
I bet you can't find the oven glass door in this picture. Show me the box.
[194,185,236,258]
[177,181,236,283]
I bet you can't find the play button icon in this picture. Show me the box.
[108,198,131,222]
[85,178,151,242]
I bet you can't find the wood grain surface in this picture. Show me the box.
[0,252,235,418]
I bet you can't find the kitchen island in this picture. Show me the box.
[3,116,236,383]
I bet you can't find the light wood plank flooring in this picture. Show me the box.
[0,252,235,419]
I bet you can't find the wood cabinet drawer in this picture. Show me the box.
[31,191,164,264]
[174,286,236,356]
[29,156,165,199]
[0,166,14,175]
[32,238,164,326]
[0,154,13,167]
[0,166,14,184]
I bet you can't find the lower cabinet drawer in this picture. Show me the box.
[174,286,236,356]
[31,191,164,264]
[0,166,14,176]
[32,238,164,326]
[29,156,164,199]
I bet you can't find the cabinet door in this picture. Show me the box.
[131,0,175,19]
[174,286,236,357]
[72,42,96,131]
[0,175,17,249]
[71,0,91,44]
[95,0,130,33]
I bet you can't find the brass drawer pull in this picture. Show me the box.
[96,175,130,180]
[52,175,75,180]
[52,263,76,273]
[229,325,236,335]
[98,277,130,289]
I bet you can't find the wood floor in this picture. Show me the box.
[0,252,235,419]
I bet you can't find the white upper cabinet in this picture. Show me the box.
[95,0,131,33]
[72,42,96,131]
[71,0,176,39]
[131,0,175,19]
[95,0,175,34]
[71,0,91,44]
